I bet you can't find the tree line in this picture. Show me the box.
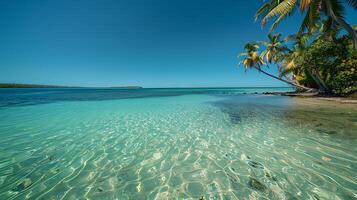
[239,0,356,95]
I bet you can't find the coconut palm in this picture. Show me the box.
[280,34,330,92]
[239,43,264,69]
[239,43,313,91]
[259,33,288,64]
[255,0,357,49]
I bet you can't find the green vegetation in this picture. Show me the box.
[255,0,357,49]
[290,35,357,94]
[239,42,312,91]
[239,0,357,95]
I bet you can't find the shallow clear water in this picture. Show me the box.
[0,88,356,200]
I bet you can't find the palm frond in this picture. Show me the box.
[326,0,345,19]
[262,0,298,27]
[298,0,321,34]
[344,0,357,9]
[255,2,272,21]
[269,15,287,32]
[300,0,312,11]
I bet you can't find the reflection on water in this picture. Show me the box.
[0,90,356,199]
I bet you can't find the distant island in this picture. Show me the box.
[0,83,143,89]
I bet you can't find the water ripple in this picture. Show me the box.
[0,95,356,199]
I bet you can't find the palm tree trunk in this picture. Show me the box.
[306,70,323,90]
[306,69,330,92]
[325,0,357,50]
[313,70,330,92]
[254,66,314,91]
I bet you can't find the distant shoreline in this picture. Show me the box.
[0,83,79,88]
[262,91,357,103]
[0,83,292,89]
[0,83,142,89]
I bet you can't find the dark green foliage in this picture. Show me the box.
[329,57,357,94]
[294,36,357,95]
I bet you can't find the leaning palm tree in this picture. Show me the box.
[239,43,313,91]
[259,33,288,64]
[280,34,330,92]
[255,0,357,49]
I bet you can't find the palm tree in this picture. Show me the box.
[239,43,264,69]
[239,43,313,91]
[280,34,330,92]
[255,0,357,50]
[259,33,288,64]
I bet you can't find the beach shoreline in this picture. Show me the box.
[262,91,357,104]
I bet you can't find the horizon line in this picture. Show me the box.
[0,83,293,89]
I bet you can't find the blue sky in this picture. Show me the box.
[0,0,356,87]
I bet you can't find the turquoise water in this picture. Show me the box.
[0,88,356,199]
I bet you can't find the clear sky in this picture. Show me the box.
[0,0,356,87]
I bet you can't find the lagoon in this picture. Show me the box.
[0,88,356,199]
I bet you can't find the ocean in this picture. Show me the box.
[0,88,356,199]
